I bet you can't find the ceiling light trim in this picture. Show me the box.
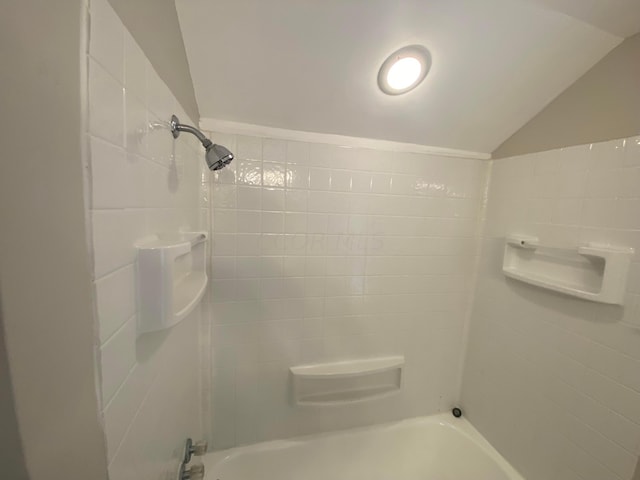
[200,118,491,160]
[378,45,431,95]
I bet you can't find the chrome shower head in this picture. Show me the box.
[205,144,234,171]
[170,115,234,171]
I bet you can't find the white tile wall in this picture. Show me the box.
[462,137,640,480]
[207,132,489,448]
[87,1,207,478]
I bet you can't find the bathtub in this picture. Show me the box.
[203,413,525,480]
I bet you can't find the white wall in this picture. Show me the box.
[87,1,208,477]
[0,1,109,479]
[462,137,640,480]
[0,310,28,479]
[494,33,640,158]
[205,130,489,448]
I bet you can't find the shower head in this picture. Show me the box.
[205,143,233,170]
[205,144,234,171]
[170,115,234,171]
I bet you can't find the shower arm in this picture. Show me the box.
[170,115,212,148]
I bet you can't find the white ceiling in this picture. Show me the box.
[176,0,625,154]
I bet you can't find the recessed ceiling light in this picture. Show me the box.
[378,45,431,95]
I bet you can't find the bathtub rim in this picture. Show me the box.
[203,412,526,480]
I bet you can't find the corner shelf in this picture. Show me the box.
[503,235,633,305]
[290,356,404,406]
[136,232,208,335]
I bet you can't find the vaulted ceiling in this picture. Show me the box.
[176,0,639,154]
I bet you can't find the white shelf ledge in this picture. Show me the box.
[290,356,405,379]
[290,356,404,406]
[503,235,633,305]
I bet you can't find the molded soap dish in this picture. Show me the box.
[290,356,404,406]
[503,235,633,305]
[136,232,208,335]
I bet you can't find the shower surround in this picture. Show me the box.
[203,132,640,479]
[86,0,208,478]
[204,130,489,448]
[462,137,640,480]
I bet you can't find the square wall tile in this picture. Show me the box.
[96,265,136,344]
[237,135,262,160]
[92,210,146,277]
[100,316,136,405]
[89,59,124,146]
[262,188,285,211]
[237,186,262,210]
[263,138,286,163]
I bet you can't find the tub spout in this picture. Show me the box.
[180,463,204,480]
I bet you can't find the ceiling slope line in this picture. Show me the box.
[200,118,492,160]
[523,0,640,38]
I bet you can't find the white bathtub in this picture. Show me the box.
[203,413,525,480]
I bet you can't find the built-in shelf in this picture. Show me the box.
[503,235,633,305]
[290,356,404,406]
[136,232,208,335]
